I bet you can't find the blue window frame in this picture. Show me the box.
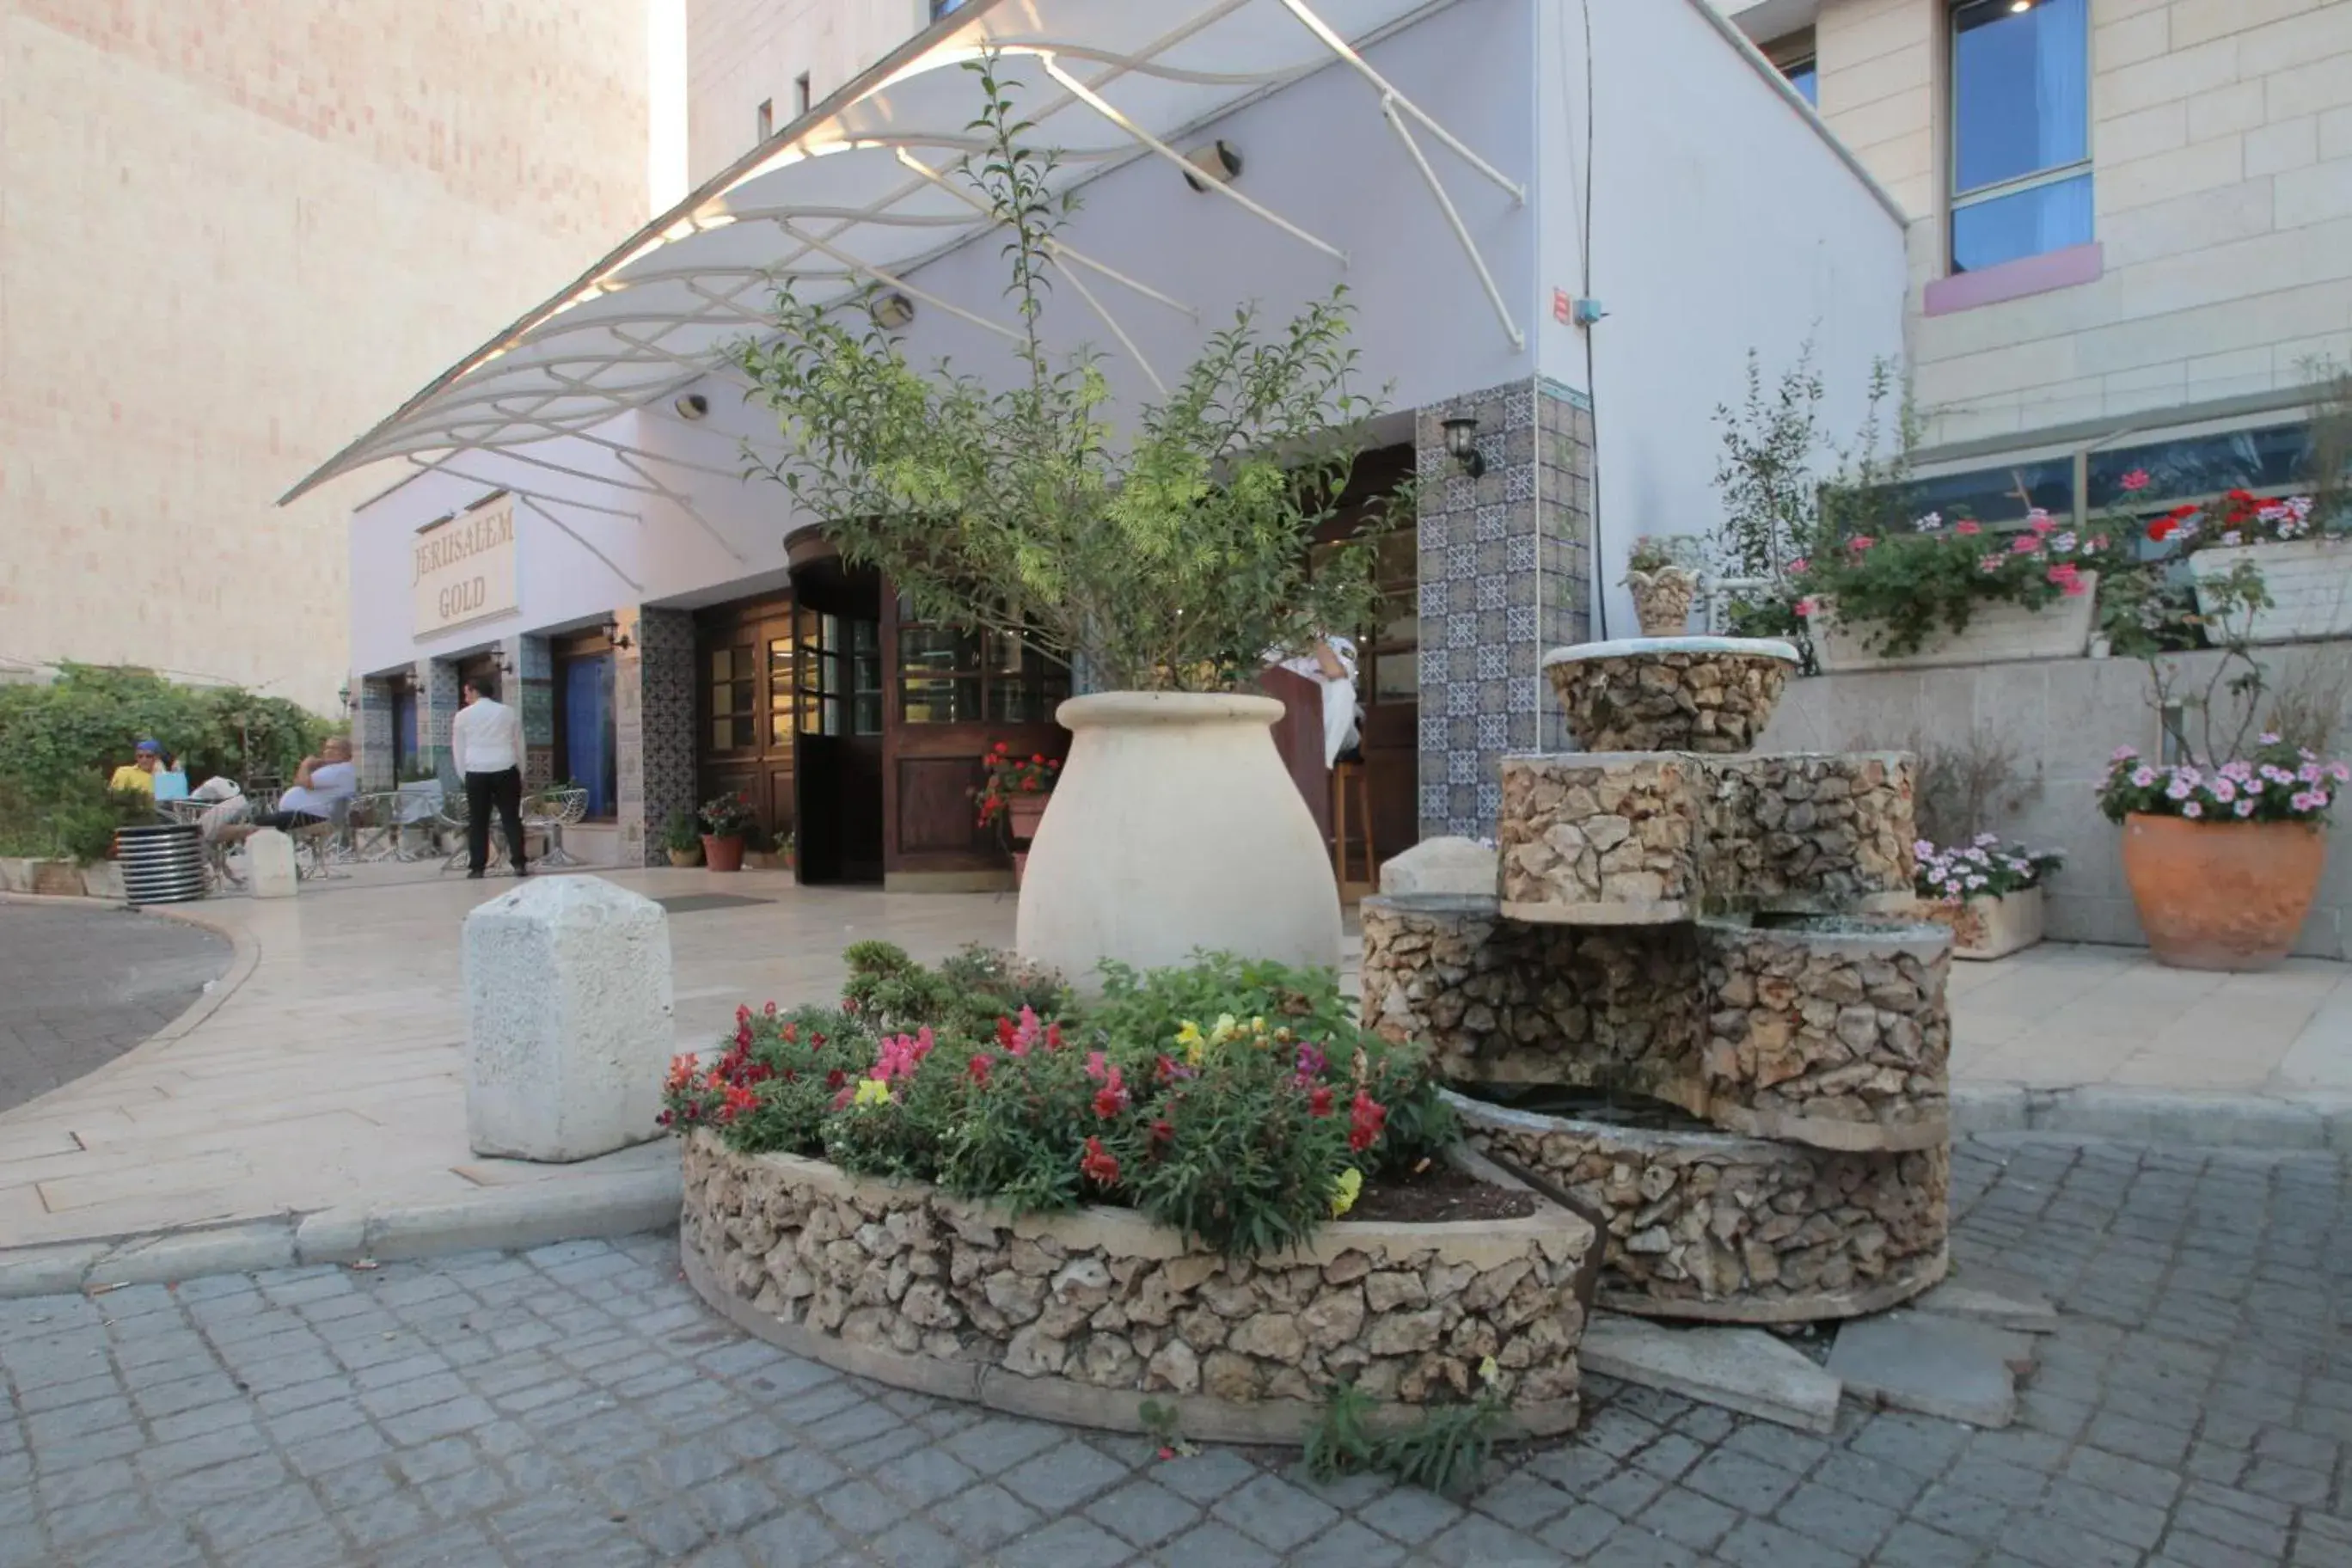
[1950,0,2092,273]
[1784,57,1818,107]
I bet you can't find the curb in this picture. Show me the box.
[0,1167,682,1300]
[1953,1083,2352,1153]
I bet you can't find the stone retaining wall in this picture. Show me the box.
[1361,899,1950,1151]
[679,1132,1601,1443]
[1451,1094,1949,1323]
[1542,644,1792,753]
[1498,753,1916,923]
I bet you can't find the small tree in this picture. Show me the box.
[733,54,1406,694]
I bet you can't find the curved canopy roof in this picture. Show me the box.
[284,0,1522,504]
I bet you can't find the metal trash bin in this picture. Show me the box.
[114,822,207,906]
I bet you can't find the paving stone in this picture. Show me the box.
[1086,1478,1202,1547]
[1829,1314,2019,1428]
[1580,1313,1842,1432]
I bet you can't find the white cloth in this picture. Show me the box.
[279,761,357,818]
[1271,636,1359,769]
[452,697,524,775]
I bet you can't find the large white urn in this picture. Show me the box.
[1016,692,1340,988]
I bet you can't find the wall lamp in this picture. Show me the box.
[603,614,635,652]
[674,392,710,420]
[1441,415,1486,479]
[869,291,917,331]
[337,680,353,714]
[1182,139,1242,193]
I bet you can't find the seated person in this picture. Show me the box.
[108,739,164,795]
[230,738,358,836]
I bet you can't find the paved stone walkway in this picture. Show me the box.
[0,902,230,1116]
[1,1133,2344,1566]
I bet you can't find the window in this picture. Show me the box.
[1949,0,2092,273]
[1764,30,1816,107]
[793,72,812,117]
[756,99,773,141]
[930,0,970,19]
[897,615,1068,725]
[708,645,757,752]
[791,609,883,738]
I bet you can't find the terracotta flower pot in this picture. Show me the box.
[701,834,747,873]
[2121,813,2325,971]
[1007,795,1049,843]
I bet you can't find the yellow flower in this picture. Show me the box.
[1329,1167,1363,1217]
[851,1077,892,1108]
[1184,1040,1206,1069]
[1478,1355,1500,1387]
[1173,1020,1203,1048]
[1210,1014,1240,1044]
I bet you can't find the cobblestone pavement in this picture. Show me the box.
[0,1135,2345,1567]
[0,903,229,1113]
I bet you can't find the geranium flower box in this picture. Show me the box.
[1909,886,2043,961]
[2187,541,2352,644]
[1812,574,2098,673]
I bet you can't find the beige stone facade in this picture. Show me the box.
[686,0,934,184]
[0,1,651,713]
[1725,0,2352,448]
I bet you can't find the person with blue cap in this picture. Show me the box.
[108,739,164,796]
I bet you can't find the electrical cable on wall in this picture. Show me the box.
[1569,0,1605,644]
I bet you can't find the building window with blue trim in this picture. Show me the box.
[1950,0,2092,273]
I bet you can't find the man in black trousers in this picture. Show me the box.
[451,677,529,879]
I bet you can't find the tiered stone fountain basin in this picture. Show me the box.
[1363,635,1952,1323]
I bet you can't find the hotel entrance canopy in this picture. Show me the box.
[283,0,1525,505]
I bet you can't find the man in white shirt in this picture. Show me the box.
[238,738,358,832]
[452,677,528,879]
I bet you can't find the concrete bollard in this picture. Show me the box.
[462,875,674,1161]
[245,829,300,899]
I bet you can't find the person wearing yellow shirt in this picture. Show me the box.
[107,739,163,796]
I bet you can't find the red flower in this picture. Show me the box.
[996,1016,1017,1049]
[966,1053,993,1085]
[1080,1136,1120,1185]
[994,741,1010,754]
[1032,753,1045,764]
[825,1069,847,1091]
[1149,1118,1173,1145]
[781,1023,799,1044]
[2147,519,2177,542]
[1954,520,1981,536]
[664,1054,698,1093]
[1347,1090,1387,1152]
[736,1004,751,1025]
[1045,1022,1063,1051]
[1308,1086,1335,1118]
[763,1001,778,1016]
[719,1083,759,1123]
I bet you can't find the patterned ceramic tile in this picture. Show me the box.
[1446,680,1475,715]
[1446,616,1476,648]
[1475,643,1507,680]
[1506,606,1539,644]
[1477,714,1508,750]
[1475,575,1506,610]
[1473,505,1507,542]
[1447,750,1478,784]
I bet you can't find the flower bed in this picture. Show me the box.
[1451,1092,1948,1323]
[1793,509,2106,670]
[665,944,1596,1439]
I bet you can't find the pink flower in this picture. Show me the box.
[2120,469,2152,493]
[1979,554,2004,573]
[2011,535,2041,554]
[2111,745,2138,762]
[2027,511,2056,536]
[2236,799,2257,818]
[1786,556,1810,575]
[1849,536,1875,553]
[1955,520,1981,536]
[1795,597,1819,619]
[2182,801,2203,818]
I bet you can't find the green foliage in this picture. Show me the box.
[663,810,703,853]
[662,946,1453,1261]
[1792,514,2107,658]
[732,52,1407,693]
[1302,1376,1510,1499]
[700,792,756,839]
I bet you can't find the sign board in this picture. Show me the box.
[413,494,518,639]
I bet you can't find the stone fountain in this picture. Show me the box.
[1362,635,1954,1324]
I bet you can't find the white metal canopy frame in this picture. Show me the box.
[283,0,1522,510]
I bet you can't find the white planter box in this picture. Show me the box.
[1912,887,2044,961]
[2188,540,2352,644]
[1813,574,2098,672]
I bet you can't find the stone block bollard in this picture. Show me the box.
[245,830,300,899]
[462,876,674,1161]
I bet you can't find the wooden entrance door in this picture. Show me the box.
[788,560,885,885]
[695,595,796,845]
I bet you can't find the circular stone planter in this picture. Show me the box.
[1449,1093,1947,1324]
[1540,637,1799,754]
[679,1132,1600,1444]
[1016,693,1339,987]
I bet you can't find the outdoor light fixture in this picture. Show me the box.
[1181,139,1242,193]
[1442,415,1486,479]
[673,393,710,420]
[603,614,634,652]
[869,291,917,330]
[338,681,352,713]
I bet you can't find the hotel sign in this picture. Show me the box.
[413,494,518,638]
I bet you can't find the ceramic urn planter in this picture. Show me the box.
[2120,814,2324,971]
[1017,692,1340,987]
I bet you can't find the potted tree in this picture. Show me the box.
[699,792,755,874]
[2098,560,2345,970]
[664,809,704,868]
[1622,536,1700,637]
[735,54,1406,983]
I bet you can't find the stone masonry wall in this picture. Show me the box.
[1453,1096,1949,1323]
[1361,898,1951,1152]
[679,1135,1599,1429]
[1544,646,1792,754]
